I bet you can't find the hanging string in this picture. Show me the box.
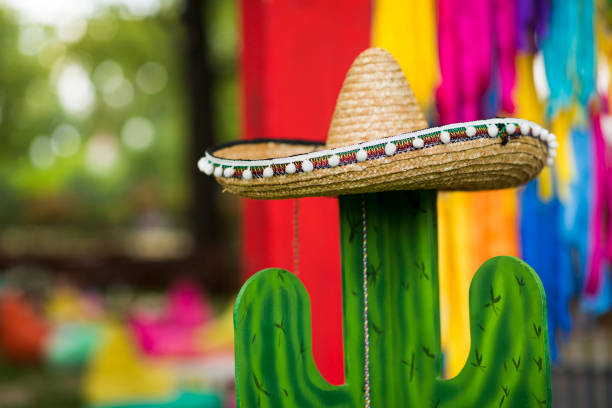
[361,195,370,407]
[293,198,300,275]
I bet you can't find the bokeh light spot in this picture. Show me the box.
[88,14,119,41]
[56,63,96,116]
[135,61,167,94]
[56,18,88,43]
[103,78,134,108]
[93,59,123,91]
[29,135,55,168]
[121,117,155,150]
[86,132,119,173]
[51,124,81,157]
[38,39,67,68]
[18,25,47,56]
[124,0,161,18]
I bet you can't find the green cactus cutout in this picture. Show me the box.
[234,190,551,407]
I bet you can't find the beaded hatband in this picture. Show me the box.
[199,118,557,180]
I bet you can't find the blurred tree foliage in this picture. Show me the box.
[206,0,238,146]
[0,1,237,234]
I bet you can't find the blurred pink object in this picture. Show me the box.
[585,111,609,296]
[130,281,212,356]
[493,0,517,113]
[436,0,460,124]
[437,0,498,123]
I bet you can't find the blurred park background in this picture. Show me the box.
[1,0,612,407]
[0,0,239,407]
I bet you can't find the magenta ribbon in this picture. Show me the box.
[585,108,610,296]
[436,0,516,122]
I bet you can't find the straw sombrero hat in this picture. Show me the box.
[198,48,557,199]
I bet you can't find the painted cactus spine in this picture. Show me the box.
[233,190,551,407]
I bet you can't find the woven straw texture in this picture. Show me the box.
[213,48,547,199]
[326,48,428,148]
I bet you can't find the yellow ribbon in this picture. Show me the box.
[372,0,439,111]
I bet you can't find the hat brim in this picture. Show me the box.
[199,119,555,199]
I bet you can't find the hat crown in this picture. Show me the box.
[326,48,429,148]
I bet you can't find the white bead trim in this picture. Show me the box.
[263,167,274,178]
[440,130,451,144]
[199,118,556,179]
[487,124,499,137]
[356,148,368,162]
[302,159,314,172]
[328,154,340,167]
[223,167,235,178]
[285,162,297,174]
[384,142,397,156]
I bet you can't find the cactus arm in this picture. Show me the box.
[233,268,353,407]
[435,256,552,408]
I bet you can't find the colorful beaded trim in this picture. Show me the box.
[199,118,557,180]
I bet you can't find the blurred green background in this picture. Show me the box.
[0,1,239,406]
[0,0,237,259]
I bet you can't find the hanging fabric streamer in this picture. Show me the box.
[520,181,569,362]
[584,110,612,310]
[435,0,525,377]
[542,1,579,115]
[436,0,493,123]
[540,0,600,304]
[551,109,576,202]
[561,125,593,310]
[371,0,439,113]
[600,13,612,313]
[516,0,550,52]
[542,0,595,116]
[438,188,521,375]
[493,0,518,113]
[582,1,612,311]
[435,0,460,124]
[515,50,571,360]
[577,0,596,107]
[518,0,605,360]
[437,192,474,377]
